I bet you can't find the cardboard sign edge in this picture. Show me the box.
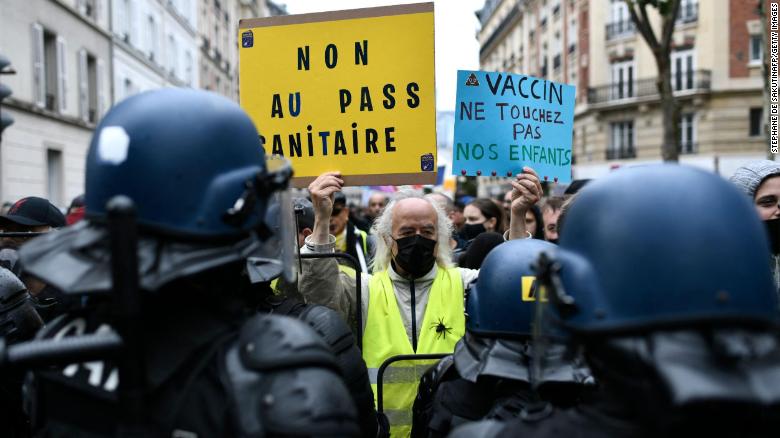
[291,172,437,188]
[238,2,434,29]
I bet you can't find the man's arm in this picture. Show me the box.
[297,172,363,330]
[507,167,543,240]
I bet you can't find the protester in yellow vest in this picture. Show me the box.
[270,197,359,301]
[300,169,543,437]
[332,192,375,273]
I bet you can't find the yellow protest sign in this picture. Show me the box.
[239,3,437,187]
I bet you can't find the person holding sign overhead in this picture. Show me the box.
[299,168,543,437]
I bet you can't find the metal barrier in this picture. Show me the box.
[375,353,448,414]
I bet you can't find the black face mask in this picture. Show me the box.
[460,223,486,241]
[766,218,780,255]
[393,235,437,279]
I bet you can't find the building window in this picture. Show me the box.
[147,16,157,62]
[123,77,134,99]
[750,35,763,64]
[679,113,696,154]
[34,27,67,113]
[78,50,100,123]
[750,107,763,137]
[677,0,698,23]
[608,121,635,159]
[607,0,635,39]
[610,60,634,99]
[671,48,694,91]
[77,0,98,20]
[46,149,63,207]
[121,0,132,43]
[169,34,178,76]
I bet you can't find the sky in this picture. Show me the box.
[281,0,486,112]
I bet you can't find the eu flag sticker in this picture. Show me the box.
[242,30,254,48]
[420,153,434,171]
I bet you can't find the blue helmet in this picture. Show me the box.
[466,238,559,337]
[19,89,296,293]
[86,88,280,238]
[547,164,778,334]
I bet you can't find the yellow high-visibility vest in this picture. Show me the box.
[363,267,465,437]
[270,264,357,295]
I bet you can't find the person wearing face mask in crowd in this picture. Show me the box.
[300,168,543,436]
[731,160,780,295]
[460,199,505,244]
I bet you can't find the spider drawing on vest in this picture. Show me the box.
[431,318,452,339]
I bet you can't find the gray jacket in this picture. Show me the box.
[298,237,479,345]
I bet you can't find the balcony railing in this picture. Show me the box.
[587,70,711,105]
[606,19,635,40]
[606,148,636,160]
[677,1,698,24]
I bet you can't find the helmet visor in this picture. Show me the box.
[246,155,297,284]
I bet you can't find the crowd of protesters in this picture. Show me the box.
[0,88,777,437]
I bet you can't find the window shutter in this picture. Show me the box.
[31,23,45,108]
[56,36,67,113]
[78,49,88,121]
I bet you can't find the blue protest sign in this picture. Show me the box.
[453,70,575,183]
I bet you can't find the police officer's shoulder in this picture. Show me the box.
[227,313,360,437]
[296,304,356,354]
[238,312,338,372]
[429,354,457,388]
[448,419,504,438]
[0,266,25,303]
[416,354,457,406]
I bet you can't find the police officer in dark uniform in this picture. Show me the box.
[243,195,384,437]
[18,89,360,437]
[454,164,780,437]
[0,266,43,437]
[411,239,590,437]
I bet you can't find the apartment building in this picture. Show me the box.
[111,0,199,102]
[0,0,112,206]
[0,0,284,206]
[477,0,768,187]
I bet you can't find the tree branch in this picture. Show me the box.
[660,0,682,50]
[625,0,660,49]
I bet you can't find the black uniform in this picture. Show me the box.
[259,295,382,437]
[26,286,360,437]
[411,333,590,438]
[452,331,780,438]
[0,266,44,437]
